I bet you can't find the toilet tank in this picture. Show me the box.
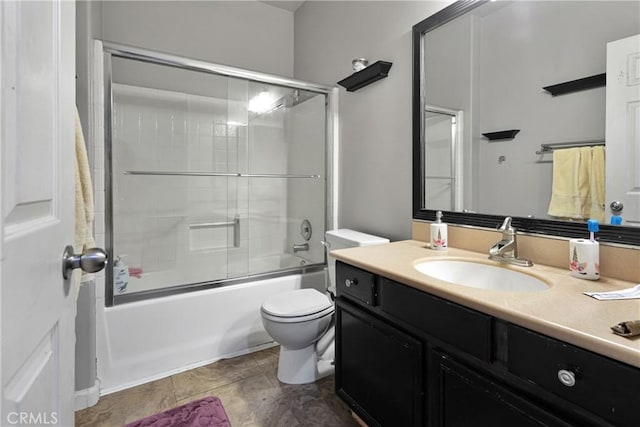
[325,229,390,294]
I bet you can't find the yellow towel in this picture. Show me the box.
[589,146,605,223]
[74,107,96,299]
[548,147,591,219]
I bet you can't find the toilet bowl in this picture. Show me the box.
[261,288,334,384]
[260,229,389,384]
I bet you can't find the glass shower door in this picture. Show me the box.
[244,83,326,276]
[107,52,328,304]
[110,57,241,296]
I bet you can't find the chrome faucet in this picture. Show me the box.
[489,217,533,267]
[293,243,309,253]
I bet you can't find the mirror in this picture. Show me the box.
[413,0,640,245]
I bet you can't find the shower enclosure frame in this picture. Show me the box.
[102,41,338,307]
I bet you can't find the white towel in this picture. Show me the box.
[589,146,605,223]
[74,107,96,300]
[548,146,606,221]
[547,147,591,219]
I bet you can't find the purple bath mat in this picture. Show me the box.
[124,396,231,427]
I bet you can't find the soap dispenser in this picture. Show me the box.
[569,219,599,280]
[430,211,448,251]
[113,255,130,293]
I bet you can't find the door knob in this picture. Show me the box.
[610,201,624,212]
[62,246,108,280]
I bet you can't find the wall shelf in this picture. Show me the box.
[543,73,606,96]
[482,129,520,141]
[337,61,393,92]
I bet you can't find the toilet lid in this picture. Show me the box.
[261,289,333,318]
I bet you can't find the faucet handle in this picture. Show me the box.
[499,217,513,231]
[499,217,517,237]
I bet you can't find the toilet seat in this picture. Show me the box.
[261,289,334,323]
[261,306,334,323]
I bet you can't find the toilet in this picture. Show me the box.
[260,229,390,384]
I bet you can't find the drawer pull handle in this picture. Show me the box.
[557,369,576,387]
[345,278,358,288]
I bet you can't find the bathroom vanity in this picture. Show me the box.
[332,241,640,427]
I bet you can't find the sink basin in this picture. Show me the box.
[414,259,549,292]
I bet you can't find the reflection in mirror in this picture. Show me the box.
[413,0,640,244]
[424,106,462,212]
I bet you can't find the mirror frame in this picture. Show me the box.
[412,0,640,246]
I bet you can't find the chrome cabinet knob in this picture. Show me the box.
[345,278,358,288]
[557,369,576,387]
[62,246,108,280]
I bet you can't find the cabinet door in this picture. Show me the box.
[336,298,423,427]
[430,350,572,427]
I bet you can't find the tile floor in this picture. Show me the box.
[75,346,360,426]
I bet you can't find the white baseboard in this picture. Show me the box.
[75,379,100,411]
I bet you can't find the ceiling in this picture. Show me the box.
[259,1,306,12]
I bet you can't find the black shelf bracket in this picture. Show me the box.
[337,61,393,92]
[543,73,606,96]
[482,129,520,141]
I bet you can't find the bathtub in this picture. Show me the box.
[95,268,327,395]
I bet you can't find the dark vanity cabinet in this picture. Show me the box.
[335,262,424,426]
[335,261,640,427]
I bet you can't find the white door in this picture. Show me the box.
[606,34,640,226]
[1,1,76,426]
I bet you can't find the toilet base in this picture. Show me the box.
[277,346,316,384]
[316,338,335,381]
[276,341,335,385]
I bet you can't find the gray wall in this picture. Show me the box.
[294,1,451,241]
[101,0,294,77]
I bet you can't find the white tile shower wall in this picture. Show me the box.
[246,110,288,273]
[111,85,225,291]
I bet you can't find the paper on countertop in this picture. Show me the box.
[584,284,640,300]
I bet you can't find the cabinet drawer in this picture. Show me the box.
[508,324,640,427]
[379,278,492,362]
[336,262,376,305]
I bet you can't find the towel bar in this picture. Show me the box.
[536,140,605,155]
